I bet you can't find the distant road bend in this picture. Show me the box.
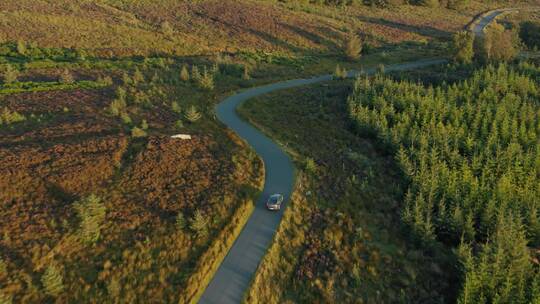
[198,8,523,304]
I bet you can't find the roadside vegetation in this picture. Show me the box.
[241,40,540,302]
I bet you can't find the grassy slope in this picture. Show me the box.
[0,0,492,57]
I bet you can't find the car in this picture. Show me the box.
[266,193,284,211]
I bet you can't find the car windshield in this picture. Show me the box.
[269,195,280,204]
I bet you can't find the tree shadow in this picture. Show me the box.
[193,11,305,53]
[278,23,342,52]
[357,16,452,39]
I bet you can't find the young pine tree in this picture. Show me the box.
[345,33,362,61]
[184,105,202,123]
[198,68,214,90]
[74,194,106,244]
[180,65,190,82]
[59,69,74,84]
[3,64,19,84]
[190,210,209,238]
[41,263,64,296]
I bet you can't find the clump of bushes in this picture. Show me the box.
[477,23,519,63]
[452,31,474,64]
[0,107,25,125]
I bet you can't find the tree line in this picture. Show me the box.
[348,64,540,303]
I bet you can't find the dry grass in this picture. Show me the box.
[0,0,501,57]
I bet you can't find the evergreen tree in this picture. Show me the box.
[2,64,19,84]
[41,263,64,296]
[16,40,26,55]
[59,69,74,84]
[180,65,190,82]
[74,194,106,244]
[190,210,208,238]
[345,33,362,61]
[198,68,214,90]
[184,105,202,123]
[452,31,474,64]
[176,213,186,230]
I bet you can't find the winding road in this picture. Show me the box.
[198,8,520,304]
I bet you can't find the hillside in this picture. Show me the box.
[1,0,538,303]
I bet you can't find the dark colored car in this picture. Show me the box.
[266,194,284,211]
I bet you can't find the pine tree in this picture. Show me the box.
[184,105,202,123]
[345,33,362,61]
[16,40,26,55]
[74,194,106,244]
[198,68,214,90]
[190,210,208,238]
[3,64,19,84]
[59,69,74,84]
[180,65,190,82]
[191,65,201,81]
[176,213,186,230]
[41,263,64,296]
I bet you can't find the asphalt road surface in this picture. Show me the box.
[198,9,518,304]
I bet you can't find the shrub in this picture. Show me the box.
[107,277,121,298]
[109,99,126,116]
[452,31,474,64]
[122,72,132,85]
[16,40,26,55]
[41,263,64,296]
[161,21,174,36]
[180,65,190,82]
[2,64,19,84]
[59,69,74,84]
[184,105,202,123]
[176,213,186,230]
[133,68,145,84]
[131,126,147,138]
[305,157,317,173]
[334,64,347,79]
[171,101,181,113]
[74,194,106,244]
[121,112,132,125]
[99,76,113,86]
[345,34,362,61]
[141,119,148,130]
[243,65,251,80]
[190,210,209,238]
[0,107,25,125]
